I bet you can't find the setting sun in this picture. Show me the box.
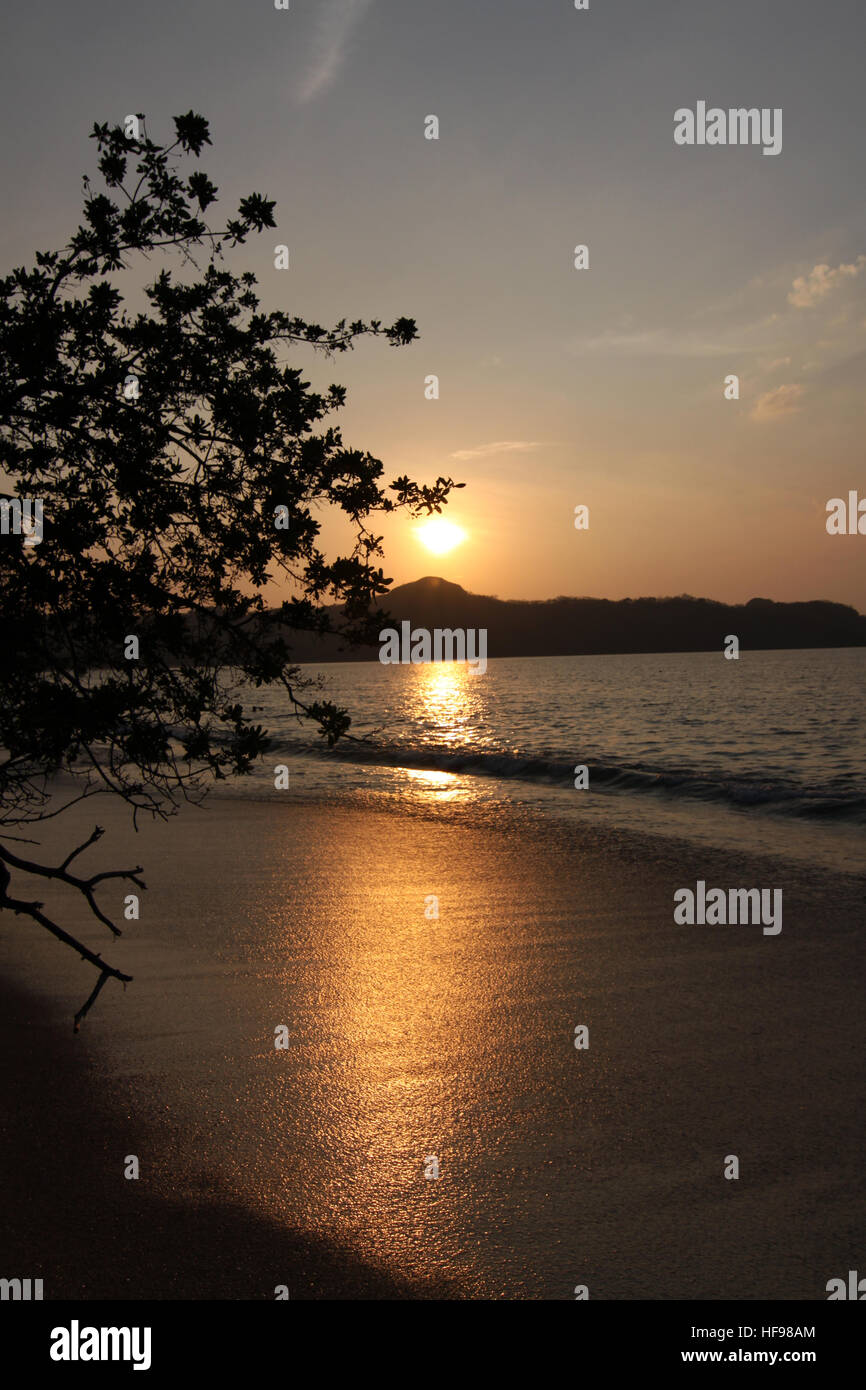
[416,518,467,555]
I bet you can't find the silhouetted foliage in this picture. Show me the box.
[0,113,462,1020]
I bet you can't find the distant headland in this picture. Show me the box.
[280,577,866,663]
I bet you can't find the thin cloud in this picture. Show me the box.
[570,328,760,358]
[296,0,374,106]
[750,383,805,421]
[450,441,543,461]
[788,256,866,308]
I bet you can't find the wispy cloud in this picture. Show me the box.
[788,256,866,308]
[450,441,543,461]
[296,0,374,106]
[569,328,762,358]
[750,383,805,421]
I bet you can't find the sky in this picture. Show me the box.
[2,0,865,606]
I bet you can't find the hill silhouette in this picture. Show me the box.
[281,577,866,662]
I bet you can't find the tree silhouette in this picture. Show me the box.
[0,112,462,1025]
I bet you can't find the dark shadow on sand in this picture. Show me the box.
[0,980,456,1300]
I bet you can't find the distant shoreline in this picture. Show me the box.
[293,641,866,667]
[272,578,866,663]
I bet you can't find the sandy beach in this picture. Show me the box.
[1,792,865,1300]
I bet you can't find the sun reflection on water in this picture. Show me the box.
[405,661,484,748]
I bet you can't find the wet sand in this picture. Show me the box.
[1,794,864,1299]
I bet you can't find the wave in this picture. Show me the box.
[273,738,866,824]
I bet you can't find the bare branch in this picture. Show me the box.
[0,836,145,939]
[73,970,113,1033]
[0,889,132,1030]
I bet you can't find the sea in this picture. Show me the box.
[215,646,866,875]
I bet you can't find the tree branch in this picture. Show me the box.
[0,832,145,939]
[0,889,132,1030]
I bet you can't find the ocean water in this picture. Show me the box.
[216,647,866,874]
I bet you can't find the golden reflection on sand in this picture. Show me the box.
[399,767,463,800]
[269,803,494,1291]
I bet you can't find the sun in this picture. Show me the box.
[416,518,467,555]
